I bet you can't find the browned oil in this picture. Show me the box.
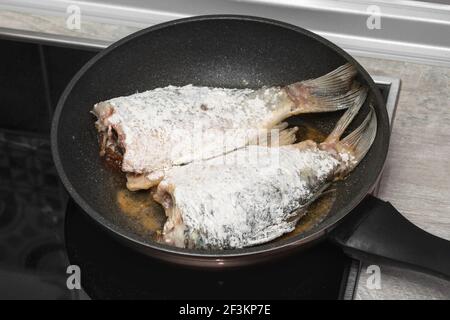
[295,121,327,144]
[116,189,165,239]
[114,122,336,245]
[104,149,123,171]
[284,121,337,238]
[280,190,337,241]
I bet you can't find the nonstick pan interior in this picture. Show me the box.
[51,15,389,263]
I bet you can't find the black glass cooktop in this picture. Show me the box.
[66,199,352,300]
[0,82,392,300]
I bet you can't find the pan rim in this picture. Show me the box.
[51,14,390,259]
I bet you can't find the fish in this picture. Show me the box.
[153,90,376,249]
[92,63,365,191]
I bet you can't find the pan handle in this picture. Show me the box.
[329,194,450,280]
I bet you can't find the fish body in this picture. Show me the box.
[94,85,289,173]
[155,144,341,249]
[154,91,376,249]
[92,64,362,190]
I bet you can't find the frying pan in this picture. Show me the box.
[51,15,450,279]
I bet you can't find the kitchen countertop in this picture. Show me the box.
[0,8,449,300]
[354,57,450,300]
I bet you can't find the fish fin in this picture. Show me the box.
[339,105,377,168]
[249,123,299,147]
[285,63,361,114]
[272,126,299,147]
[272,121,289,131]
[278,127,298,146]
[323,86,368,143]
[126,171,164,191]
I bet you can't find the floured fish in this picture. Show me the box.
[153,90,376,249]
[92,63,364,191]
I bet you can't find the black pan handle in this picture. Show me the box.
[330,194,450,280]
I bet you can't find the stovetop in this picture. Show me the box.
[66,200,352,299]
[0,76,399,299]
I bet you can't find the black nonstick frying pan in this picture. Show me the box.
[51,15,450,279]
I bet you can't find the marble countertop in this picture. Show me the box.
[0,8,449,300]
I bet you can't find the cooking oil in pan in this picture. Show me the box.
[116,189,165,238]
[280,120,337,240]
[114,121,337,245]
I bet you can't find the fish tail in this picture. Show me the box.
[339,105,377,168]
[285,63,363,114]
[320,103,377,174]
[323,86,368,143]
